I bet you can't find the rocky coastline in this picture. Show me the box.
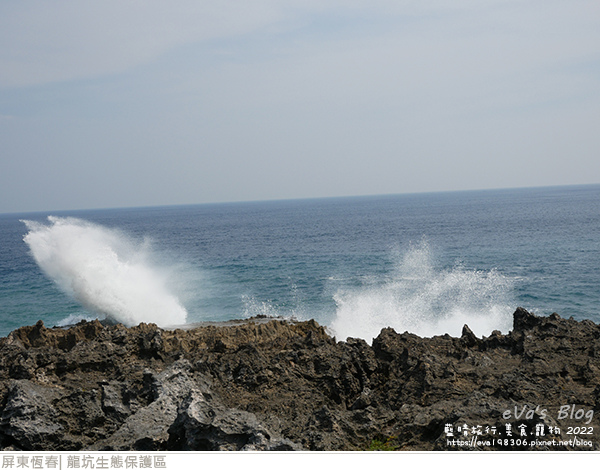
[1,307,599,451]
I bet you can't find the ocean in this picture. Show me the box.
[1,184,599,342]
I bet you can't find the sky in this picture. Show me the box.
[1,0,599,213]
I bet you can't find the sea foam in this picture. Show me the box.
[330,241,514,342]
[22,216,188,327]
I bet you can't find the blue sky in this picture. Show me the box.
[1,0,599,213]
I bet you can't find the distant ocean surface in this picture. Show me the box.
[1,185,599,341]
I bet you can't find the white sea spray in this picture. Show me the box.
[22,216,188,327]
[330,240,514,342]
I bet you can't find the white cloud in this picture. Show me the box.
[3,0,598,94]
[0,0,286,88]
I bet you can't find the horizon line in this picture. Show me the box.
[2,182,599,217]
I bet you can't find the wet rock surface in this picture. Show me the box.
[1,308,599,451]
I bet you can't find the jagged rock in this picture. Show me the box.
[88,360,195,450]
[0,380,64,450]
[0,309,599,451]
[167,389,302,451]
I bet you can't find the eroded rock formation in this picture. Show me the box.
[1,308,599,451]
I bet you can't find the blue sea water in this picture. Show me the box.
[1,185,599,341]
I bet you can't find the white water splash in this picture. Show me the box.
[330,241,514,342]
[22,216,188,327]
